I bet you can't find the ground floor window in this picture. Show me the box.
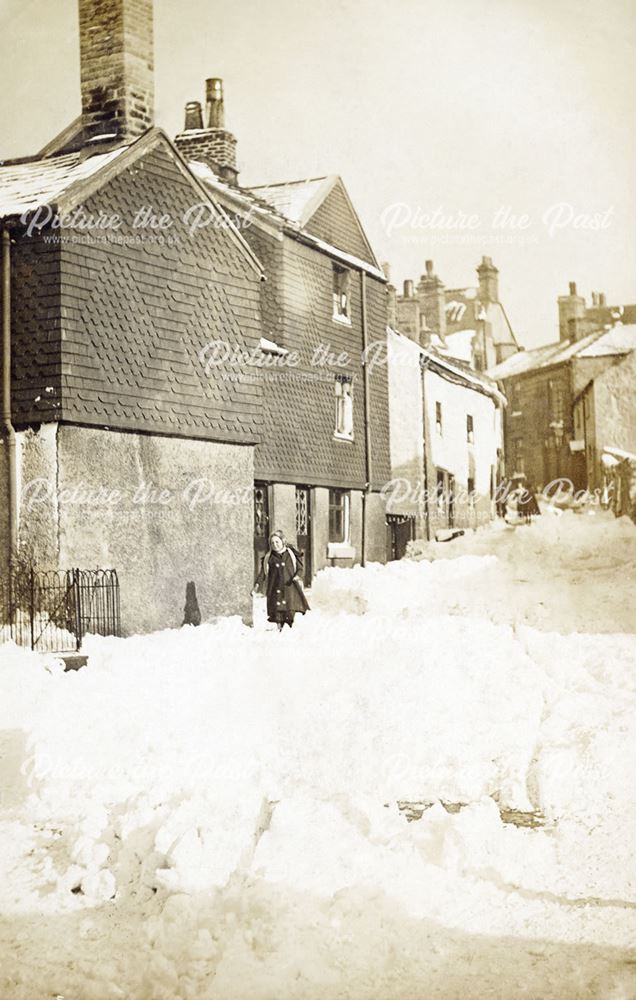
[329,488,350,543]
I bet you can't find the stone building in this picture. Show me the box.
[0,0,267,634]
[0,0,392,641]
[490,323,636,492]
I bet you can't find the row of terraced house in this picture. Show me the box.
[0,0,516,636]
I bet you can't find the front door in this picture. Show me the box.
[295,486,312,587]
[254,482,270,582]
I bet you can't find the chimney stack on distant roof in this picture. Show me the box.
[417,259,446,341]
[175,78,239,185]
[78,0,154,146]
[599,292,607,307]
[477,255,499,304]
[558,280,586,342]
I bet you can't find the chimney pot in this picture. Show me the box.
[569,281,577,296]
[206,77,225,129]
[599,292,607,307]
[403,279,414,298]
[425,260,434,277]
[184,101,203,131]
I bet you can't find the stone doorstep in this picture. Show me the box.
[393,799,548,829]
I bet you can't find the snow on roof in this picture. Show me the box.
[0,147,127,218]
[388,326,505,404]
[442,329,475,363]
[248,176,335,227]
[577,324,636,357]
[487,326,631,381]
[190,161,385,278]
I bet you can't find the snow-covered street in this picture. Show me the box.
[1,508,636,999]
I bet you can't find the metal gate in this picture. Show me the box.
[295,485,313,587]
[0,568,121,653]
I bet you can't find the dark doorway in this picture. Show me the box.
[253,482,270,582]
[448,474,456,528]
[387,515,415,560]
[295,485,313,587]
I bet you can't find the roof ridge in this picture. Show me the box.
[249,176,331,190]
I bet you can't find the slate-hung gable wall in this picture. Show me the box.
[304,183,376,266]
[57,143,263,444]
[11,235,62,426]
[253,236,391,490]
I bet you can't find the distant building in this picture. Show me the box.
[389,256,520,371]
[490,323,636,492]
[557,281,636,342]
[386,328,505,553]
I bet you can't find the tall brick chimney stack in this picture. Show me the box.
[558,280,587,342]
[174,78,239,186]
[476,255,499,303]
[417,259,447,342]
[78,0,154,146]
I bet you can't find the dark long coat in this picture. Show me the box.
[255,545,310,623]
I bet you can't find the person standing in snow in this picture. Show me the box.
[519,481,542,524]
[253,530,310,630]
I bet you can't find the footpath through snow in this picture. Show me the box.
[1,509,635,999]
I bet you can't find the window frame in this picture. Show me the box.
[435,401,443,436]
[328,488,351,544]
[332,264,352,324]
[334,375,354,441]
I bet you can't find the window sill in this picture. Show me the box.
[327,541,355,560]
[333,432,354,442]
[332,314,352,326]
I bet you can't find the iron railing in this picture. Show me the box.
[0,568,121,653]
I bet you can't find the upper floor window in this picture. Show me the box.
[467,414,474,444]
[333,264,351,323]
[548,379,565,423]
[435,401,443,436]
[334,376,354,440]
[329,488,350,543]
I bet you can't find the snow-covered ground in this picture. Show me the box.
[1,508,635,999]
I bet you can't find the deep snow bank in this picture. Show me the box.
[1,511,635,998]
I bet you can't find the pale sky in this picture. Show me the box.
[1,0,634,347]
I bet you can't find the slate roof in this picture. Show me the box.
[188,161,385,278]
[0,147,127,218]
[489,325,636,381]
[248,176,335,226]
